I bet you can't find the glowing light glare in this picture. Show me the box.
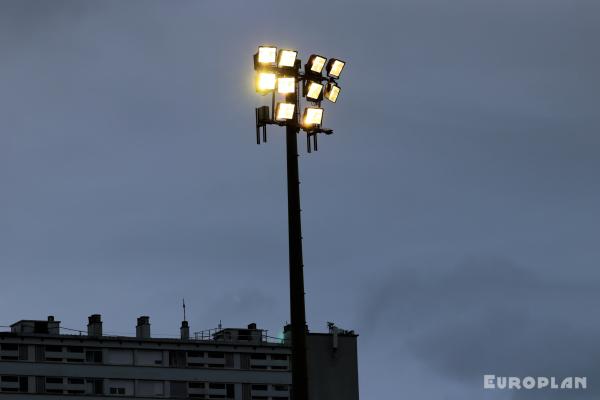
[325,83,340,103]
[309,55,327,74]
[303,107,324,126]
[276,103,295,120]
[277,77,296,94]
[256,72,276,92]
[327,59,346,78]
[278,50,297,68]
[258,46,277,64]
[306,82,324,101]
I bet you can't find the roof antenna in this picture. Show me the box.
[182,298,187,322]
[218,320,222,330]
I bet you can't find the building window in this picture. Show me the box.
[86,350,103,363]
[189,382,205,389]
[207,352,224,358]
[0,344,18,351]
[45,377,63,384]
[1,376,19,383]
[273,385,288,391]
[109,387,126,395]
[87,379,103,395]
[188,351,204,357]
[68,378,84,385]
[250,353,266,360]
[209,383,225,390]
[19,376,28,393]
[45,345,62,352]
[251,384,267,391]
[226,384,234,399]
[270,354,288,360]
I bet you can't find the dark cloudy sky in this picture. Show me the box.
[1,1,599,399]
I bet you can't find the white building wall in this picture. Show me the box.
[135,350,162,366]
[136,380,164,397]
[106,349,133,365]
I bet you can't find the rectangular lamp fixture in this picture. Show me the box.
[303,107,324,126]
[307,55,327,75]
[276,103,295,121]
[256,72,276,92]
[278,49,297,68]
[324,83,340,103]
[277,77,296,94]
[306,81,324,101]
[257,46,277,64]
[326,59,345,78]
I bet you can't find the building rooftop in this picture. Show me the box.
[2,314,286,346]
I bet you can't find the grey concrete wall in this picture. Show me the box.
[0,361,291,385]
[307,333,359,400]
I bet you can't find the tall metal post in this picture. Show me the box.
[285,92,309,400]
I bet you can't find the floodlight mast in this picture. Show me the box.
[253,46,344,400]
[285,89,309,400]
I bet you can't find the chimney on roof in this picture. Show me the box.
[180,320,189,340]
[136,316,151,339]
[87,314,103,337]
[47,316,60,335]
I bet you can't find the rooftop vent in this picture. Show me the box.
[180,320,189,340]
[87,314,103,337]
[136,316,151,339]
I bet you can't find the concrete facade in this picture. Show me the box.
[0,315,358,400]
[306,333,359,400]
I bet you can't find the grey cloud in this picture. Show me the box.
[361,255,600,398]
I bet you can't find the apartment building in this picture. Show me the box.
[0,315,358,400]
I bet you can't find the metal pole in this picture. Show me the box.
[285,91,309,400]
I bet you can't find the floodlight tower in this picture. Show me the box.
[253,46,346,400]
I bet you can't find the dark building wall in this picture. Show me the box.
[307,333,359,400]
